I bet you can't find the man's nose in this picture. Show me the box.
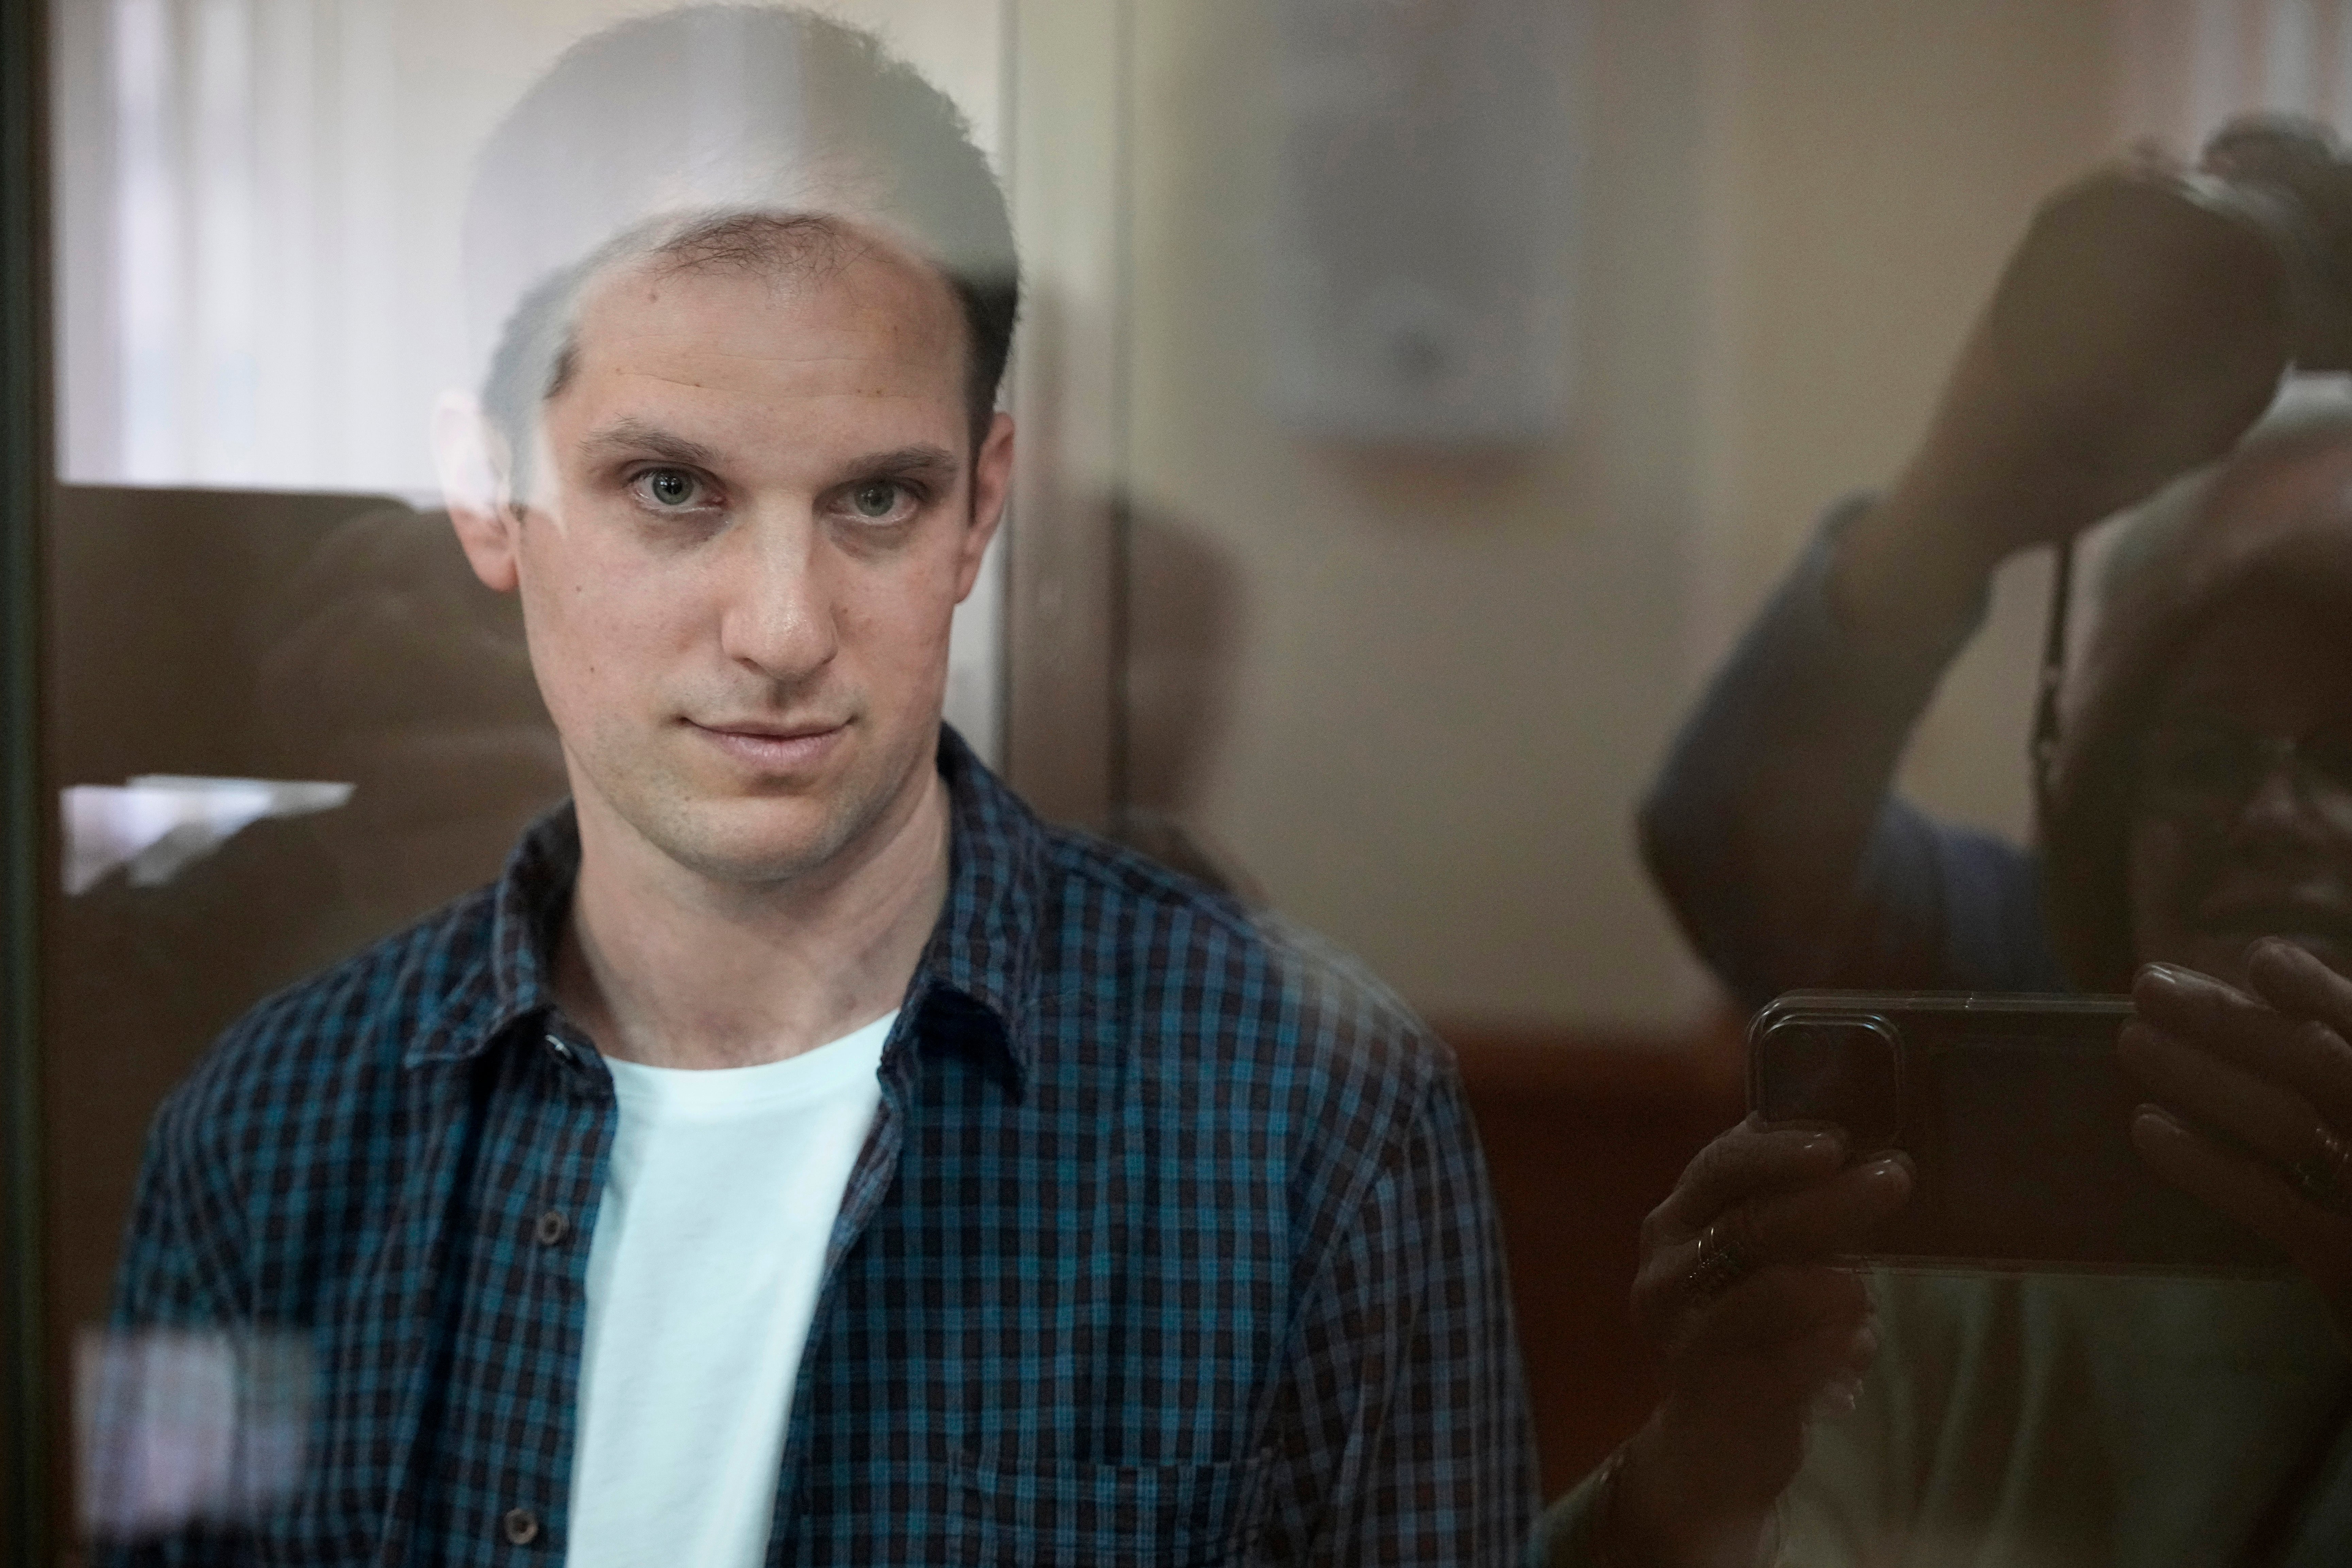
[716,509,839,684]
[2232,751,2326,844]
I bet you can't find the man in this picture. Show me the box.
[1537,127,2352,1567]
[98,10,1534,1563]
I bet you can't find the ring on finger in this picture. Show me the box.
[1682,1218,1755,1303]
[2290,1122,2352,1215]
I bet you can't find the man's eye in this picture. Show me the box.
[633,468,707,510]
[845,480,913,522]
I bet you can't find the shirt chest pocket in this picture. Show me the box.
[953,1449,1272,1567]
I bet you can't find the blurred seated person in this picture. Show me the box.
[1099,507,1263,901]
[1538,122,2352,1566]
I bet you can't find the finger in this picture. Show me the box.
[1646,1117,1846,1243]
[2199,118,2352,366]
[1635,1216,1852,1346]
[2244,941,2352,1128]
[2120,1019,2331,1170]
[1676,1264,1870,1366]
[2200,114,2341,181]
[1672,1275,1877,1433]
[2136,962,2352,1130]
[2248,938,2352,1045]
[1634,1156,1909,1331]
[2133,1107,2352,1295]
[1726,1154,1913,1265]
[2135,959,2263,1031]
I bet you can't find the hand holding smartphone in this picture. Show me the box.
[1750,990,2289,1273]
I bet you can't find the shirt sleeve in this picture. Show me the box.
[109,1090,249,1328]
[87,1091,259,1568]
[1257,1052,1541,1566]
[1639,498,2064,1004]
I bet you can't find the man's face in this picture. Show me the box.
[2127,590,2352,984]
[460,236,1009,888]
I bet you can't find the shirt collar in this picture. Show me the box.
[406,726,1047,1082]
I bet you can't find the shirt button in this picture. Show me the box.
[534,1209,569,1246]
[502,1506,540,1545]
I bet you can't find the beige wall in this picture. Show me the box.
[1709,1,2120,849]
[1128,0,2126,1028]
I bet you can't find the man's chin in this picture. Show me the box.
[578,723,939,889]
[620,793,863,888]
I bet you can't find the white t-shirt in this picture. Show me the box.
[563,1012,893,1568]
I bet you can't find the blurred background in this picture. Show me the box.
[11,0,2352,1554]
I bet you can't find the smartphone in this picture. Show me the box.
[1749,991,2289,1274]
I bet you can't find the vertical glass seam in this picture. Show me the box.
[0,0,51,1558]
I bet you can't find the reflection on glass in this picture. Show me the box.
[31,3,2352,1566]
[1536,118,2352,1567]
[62,777,352,895]
[74,1329,312,1541]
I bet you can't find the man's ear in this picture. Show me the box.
[433,389,523,593]
[956,410,1015,603]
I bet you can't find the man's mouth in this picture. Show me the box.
[686,717,851,771]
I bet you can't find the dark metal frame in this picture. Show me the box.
[0,0,49,1558]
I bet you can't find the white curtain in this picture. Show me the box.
[2115,0,2352,145]
[58,0,409,491]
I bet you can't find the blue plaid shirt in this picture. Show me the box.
[104,730,1537,1565]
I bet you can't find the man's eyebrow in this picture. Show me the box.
[578,419,725,469]
[574,426,959,482]
[850,444,960,479]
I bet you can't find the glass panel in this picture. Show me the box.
[31,0,2352,1560]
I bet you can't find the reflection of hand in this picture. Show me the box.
[1602,1117,1911,1568]
[2126,946,2352,1340]
[1920,131,2302,557]
[1837,122,2326,643]
[2203,116,2352,372]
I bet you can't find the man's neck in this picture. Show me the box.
[553,766,952,1070]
